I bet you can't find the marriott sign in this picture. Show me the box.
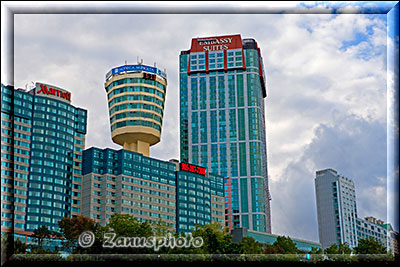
[35,82,71,104]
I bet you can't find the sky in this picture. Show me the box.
[2,1,399,243]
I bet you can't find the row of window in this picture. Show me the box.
[1,169,29,180]
[109,102,164,118]
[27,198,68,209]
[118,199,175,214]
[90,149,175,172]
[33,104,77,120]
[190,141,263,178]
[108,93,164,109]
[106,78,166,92]
[120,191,175,206]
[191,111,263,146]
[119,184,173,198]
[26,207,66,217]
[118,208,175,223]
[108,85,165,100]
[110,110,162,125]
[111,119,161,132]
[121,176,175,192]
[188,50,249,72]
[33,112,80,127]
[187,74,261,112]
[190,50,242,60]
[33,120,77,135]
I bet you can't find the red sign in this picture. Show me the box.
[190,34,243,52]
[180,162,206,176]
[36,83,71,102]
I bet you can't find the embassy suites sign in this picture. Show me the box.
[35,82,71,104]
[190,34,243,52]
[198,37,233,51]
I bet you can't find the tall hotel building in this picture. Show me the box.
[81,62,225,232]
[105,64,167,157]
[1,83,87,236]
[179,34,271,232]
[315,169,393,252]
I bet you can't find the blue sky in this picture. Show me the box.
[2,1,399,243]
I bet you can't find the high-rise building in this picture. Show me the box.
[105,63,167,157]
[315,169,392,252]
[81,147,225,233]
[1,83,87,236]
[179,34,271,232]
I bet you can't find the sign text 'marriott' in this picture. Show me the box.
[37,84,71,102]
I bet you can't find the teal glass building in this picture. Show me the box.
[179,34,271,233]
[81,147,224,233]
[1,83,87,236]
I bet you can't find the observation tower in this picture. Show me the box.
[105,61,167,157]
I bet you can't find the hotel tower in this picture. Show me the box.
[179,34,271,233]
[1,83,87,236]
[105,63,168,157]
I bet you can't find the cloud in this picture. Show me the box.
[271,114,387,242]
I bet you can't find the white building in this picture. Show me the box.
[315,169,392,252]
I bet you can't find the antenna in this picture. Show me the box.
[125,60,127,65]
[154,62,156,68]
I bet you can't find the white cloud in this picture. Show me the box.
[271,113,388,241]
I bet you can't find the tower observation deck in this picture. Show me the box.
[105,62,167,157]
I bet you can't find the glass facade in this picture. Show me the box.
[82,147,176,228]
[1,83,87,234]
[179,36,271,233]
[176,171,224,233]
[82,147,225,233]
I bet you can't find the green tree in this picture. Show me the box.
[353,237,387,254]
[263,243,279,254]
[191,222,234,254]
[324,243,339,255]
[150,219,173,236]
[324,242,352,262]
[103,213,155,254]
[337,242,352,254]
[307,247,324,262]
[310,247,323,254]
[106,213,153,238]
[31,225,51,248]
[273,236,298,254]
[237,236,263,254]
[58,215,102,253]
[14,238,26,254]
